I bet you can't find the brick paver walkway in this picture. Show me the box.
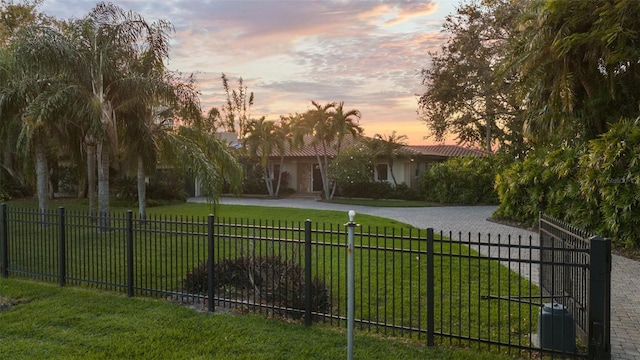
[189,197,640,359]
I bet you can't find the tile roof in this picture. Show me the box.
[270,135,486,159]
[406,145,487,158]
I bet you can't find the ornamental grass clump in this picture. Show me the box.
[184,255,330,317]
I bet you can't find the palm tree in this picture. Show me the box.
[117,17,195,219]
[158,124,243,202]
[0,1,44,197]
[370,131,409,187]
[293,101,362,200]
[244,117,289,197]
[504,0,640,144]
[327,102,362,198]
[272,116,293,197]
[12,3,172,228]
[6,3,180,229]
[0,26,68,218]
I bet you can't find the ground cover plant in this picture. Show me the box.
[2,198,539,357]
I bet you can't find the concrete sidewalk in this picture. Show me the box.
[188,196,640,359]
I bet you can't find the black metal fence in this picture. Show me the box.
[0,205,610,359]
[539,213,611,359]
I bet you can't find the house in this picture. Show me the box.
[264,135,487,195]
[188,133,486,197]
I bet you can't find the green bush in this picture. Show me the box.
[419,155,507,205]
[56,164,79,195]
[0,168,30,200]
[330,144,419,200]
[578,118,640,246]
[493,147,584,226]
[339,181,393,199]
[391,183,419,200]
[111,170,188,203]
[0,187,9,202]
[241,163,268,195]
[329,144,374,187]
[494,117,640,246]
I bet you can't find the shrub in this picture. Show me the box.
[493,147,585,226]
[241,163,268,195]
[277,171,290,191]
[111,177,138,202]
[391,183,419,200]
[419,155,507,205]
[338,181,394,199]
[112,170,188,203]
[0,187,9,202]
[578,117,640,247]
[184,255,331,317]
[56,164,79,195]
[0,168,30,200]
[329,144,374,187]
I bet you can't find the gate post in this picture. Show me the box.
[426,228,434,347]
[588,236,611,359]
[1,204,8,278]
[304,219,312,327]
[126,210,134,297]
[58,207,66,287]
[207,214,215,313]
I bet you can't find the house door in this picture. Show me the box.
[312,164,323,192]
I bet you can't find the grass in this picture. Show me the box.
[0,278,516,360]
[2,198,538,357]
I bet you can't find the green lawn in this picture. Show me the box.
[0,278,516,360]
[1,198,538,358]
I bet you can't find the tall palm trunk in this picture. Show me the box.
[97,141,110,230]
[262,166,274,197]
[137,155,146,220]
[314,142,333,200]
[34,139,48,224]
[389,160,398,187]
[274,155,285,197]
[85,137,97,218]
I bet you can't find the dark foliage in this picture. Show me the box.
[184,255,331,317]
[339,181,418,200]
[0,168,30,201]
[419,155,508,205]
[111,170,187,203]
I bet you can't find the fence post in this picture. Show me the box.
[588,236,611,359]
[426,227,435,347]
[207,214,215,313]
[58,207,66,287]
[1,204,8,278]
[346,210,357,360]
[304,219,312,327]
[126,210,134,297]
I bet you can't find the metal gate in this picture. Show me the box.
[539,213,611,358]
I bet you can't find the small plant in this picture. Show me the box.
[183,261,209,294]
[183,255,331,317]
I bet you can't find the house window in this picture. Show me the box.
[376,164,388,181]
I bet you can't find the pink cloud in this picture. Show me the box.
[38,0,450,145]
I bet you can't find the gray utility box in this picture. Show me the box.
[538,302,575,353]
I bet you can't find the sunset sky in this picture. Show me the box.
[39,0,459,145]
